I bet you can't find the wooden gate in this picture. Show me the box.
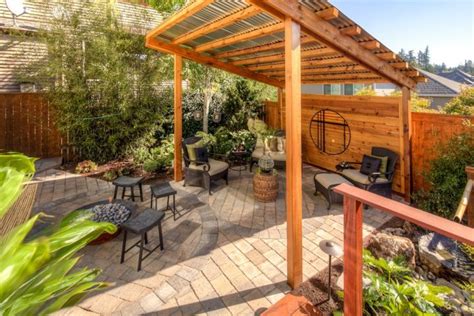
[0,93,62,158]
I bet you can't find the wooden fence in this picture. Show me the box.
[0,93,62,158]
[265,99,474,195]
[411,112,473,191]
[265,95,407,194]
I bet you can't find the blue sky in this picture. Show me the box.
[331,0,474,67]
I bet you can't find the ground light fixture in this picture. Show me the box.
[5,0,27,27]
[318,240,343,304]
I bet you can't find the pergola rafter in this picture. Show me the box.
[145,1,425,313]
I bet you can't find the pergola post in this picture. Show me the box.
[277,88,284,129]
[174,54,183,182]
[400,87,411,200]
[284,17,303,289]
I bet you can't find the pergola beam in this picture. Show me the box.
[341,25,362,36]
[248,57,352,71]
[302,78,391,84]
[146,38,284,88]
[233,47,335,66]
[261,64,368,76]
[360,40,381,50]
[255,0,416,88]
[172,6,262,45]
[216,36,316,59]
[146,0,214,40]
[195,23,284,53]
[234,49,396,67]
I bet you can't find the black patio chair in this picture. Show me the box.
[338,147,399,198]
[182,137,229,195]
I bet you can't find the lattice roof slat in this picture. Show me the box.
[146,0,426,88]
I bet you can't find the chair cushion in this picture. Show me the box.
[189,158,229,176]
[360,155,381,175]
[194,147,209,164]
[186,140,205,161]
[268,137,279,152]
[277,137,285,152]
[315,173,353,189]
[251,148,286,161]
[371,155,388,179]
[342,169,390,185]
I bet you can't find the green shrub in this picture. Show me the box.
[142,135,174,173]
[22,1,172,164]
[362,250,453,315]
[221,79,265,131]
[0,154,115,315]
[414,127,474,218]
[102,170,118,182]
[75,160,98,174]
[444,87,474,115]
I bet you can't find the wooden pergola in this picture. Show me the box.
[145,1,426,314]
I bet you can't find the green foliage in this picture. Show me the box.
[414,127,474,218]
[362,250,453,315]
[0,154,36,218]
[221,79,265,131]
[22,1,172,164]
[443,87,474,115]
[75,160,98,174]
[203,128,256,156]
[459,243,474,261]
[145,0,187,13]
[141,135,175,172]
[390,90,434,112]
[355,86,377,96]
[102,170,118,182]
[0,154,116,315]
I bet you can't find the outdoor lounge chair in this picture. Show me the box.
[338,147,399,198]
[182,136,229,195]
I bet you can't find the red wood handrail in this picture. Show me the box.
[333,183,474,316]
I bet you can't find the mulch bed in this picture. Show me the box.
[62,160,173,184]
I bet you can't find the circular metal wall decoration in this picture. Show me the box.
[310,109,351,155]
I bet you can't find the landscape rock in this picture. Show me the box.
[419,233,474,281]
[367,232,416,267]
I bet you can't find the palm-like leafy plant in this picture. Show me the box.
[362,250,453,315]
[0,154,116,315]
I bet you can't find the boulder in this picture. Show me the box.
[367,232,416,267]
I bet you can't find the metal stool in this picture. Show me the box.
[150,182,178,220]
[120,208,165,271]
[113,176,144,202]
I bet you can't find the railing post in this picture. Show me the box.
[344,196,363,316]
[467,166,474,228]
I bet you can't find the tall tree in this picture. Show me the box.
[185,62,229,133]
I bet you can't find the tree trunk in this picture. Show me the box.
[203,92,210,133]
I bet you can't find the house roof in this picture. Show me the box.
[146,0,425,88]
[437,69,474,86]
[417,69,464,96]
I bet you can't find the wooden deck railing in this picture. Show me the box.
[334,184,474,316]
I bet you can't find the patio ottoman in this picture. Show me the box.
[314,171,354,210]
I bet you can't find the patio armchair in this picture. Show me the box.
[337,147,399,198]
[182,136,229,195]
